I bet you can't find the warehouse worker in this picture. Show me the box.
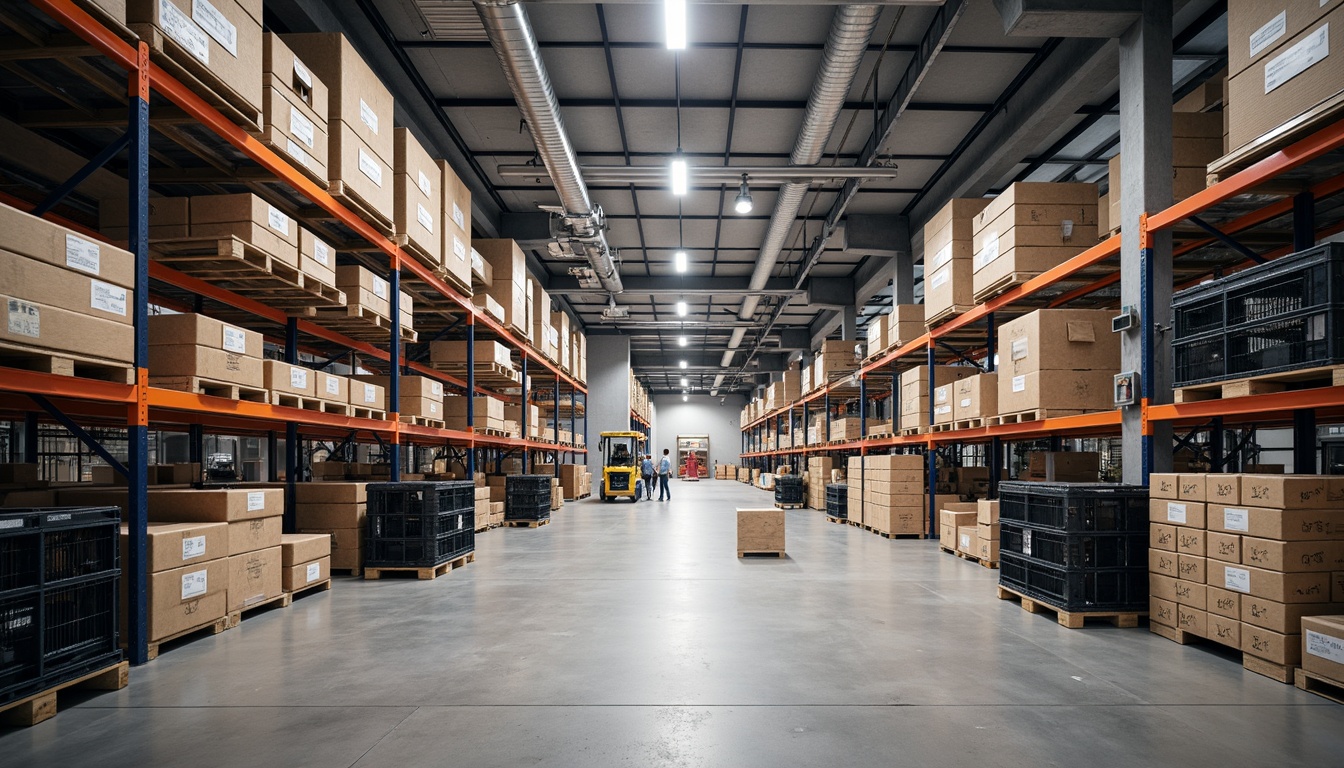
[641,454,655,501]
[658,448,673,501]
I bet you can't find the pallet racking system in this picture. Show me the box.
[0,0,588,664]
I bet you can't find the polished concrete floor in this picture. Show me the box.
[5,479,1344,766]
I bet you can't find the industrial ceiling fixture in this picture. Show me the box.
[676,299,688,317]
[669,153,688,196]
[674,250,688,273]
[679,360,688,369]
[734,173,753,214]
[678,335,688,347]
[680,377,689,387]
[665,0,687,50]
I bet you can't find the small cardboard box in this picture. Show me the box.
[1242,538,1344,573]
[1174,580,1207,609]
[263,360,316,397]
[1243,626,1302,666]
[283,556,330,592]
[1209,614,1241,648]
[1149,473,1180,500]
[1239,474,1342,510]
[1301,614,1344,682]
[299,229,337,287]
[228,515,282,556]
[1151,523,1177,553]
[1176,605,1207,637]
[1176,528,1206,557]
[1178,554,1207,584]
[314,371,348,403]
[953,374,998,422]
[1150,596,1177,627]
[335,264,392,318]
[190,193,299,268]
[1150,499,1207,528]
[1150,573,1180,603]
[1150,549,1179,578]
[141,557,229,641]
[956,525,977,554]
[227,546,283,612]
[149,488,282,523]
[1178,474,1208,502]
[281,532,331,566]
[1207,531,1242,564]
[1207,586,1241,620]
[976,499,999,526]
[736,508,785,554]
[1206,475,1241,506]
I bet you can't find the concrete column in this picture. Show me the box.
[893,247,915,306]
[1118,0,1174,483]
[840,305,858,342]
[585,333,632,479]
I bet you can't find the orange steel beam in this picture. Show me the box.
[0,368,136,403]
[1148,386,1344,423]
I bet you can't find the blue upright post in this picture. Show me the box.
[388,266,401,481]
[859,375,867,438]
[23,413,38,464]
[284,318,299,533]
[553,372,561,478]
[466,317,476,475]
[926,345,937,538]
[126,44,151,666]
[569,383,577,466]
[520,354,529,472]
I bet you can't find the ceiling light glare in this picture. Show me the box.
[676,300,688,317]
[734,174,753,214]
[665,0,687,50]
[670,156,688,196]
[674,250,688,273]
[679,360,688,369]
[678,335,688,346]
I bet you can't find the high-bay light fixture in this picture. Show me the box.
[674,250,688,273]
[665,0,687,50]
[669,152,688,196]
[680,377,689,387]
[734,173,753,214]
[678,335,688,347]
[676,299,688,317]
[680,360,688,369]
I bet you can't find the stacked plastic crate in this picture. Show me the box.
[505,475,553,522]
[364,482,475,569]
[825,484,848,521]
[774,475,804,507]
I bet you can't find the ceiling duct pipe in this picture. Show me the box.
[720,4,881,367]
[474,0,623,294]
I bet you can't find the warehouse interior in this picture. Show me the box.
[2,0,1344,763]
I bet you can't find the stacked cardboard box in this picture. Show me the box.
[262,33,328,182]
[977,499,1000,564]
[807,457,834,510]
[899,365,976,434]
[813,340,857,388]
[529,276,560,361]
[474,482,492,530]
[393,127,442,267]
[263,360,316,406]
[350,379,386,417]
[506,403,542,439]
[1150,472,1344,679]
[149,313,263,391]
[314,370,349,412]
[280,533,331,594]
[971,183,1098,301]
[354,374,444,422]
[298,228,337,289]
[888,305,925,349]
[334,264,396,320]
[445,394,506,432]
[950,373,997,428]
[863,454,932,536]
[1107,113,1223,230]
[534,464,591,500]
[192,193,299,268]
[440,160,473,292]
[475,239,530,338]
[284,33,396,222]
[119,519,229,646]
[939,504,978,552]
[924,198,991,326]
[0,203,135,369]
[296,482,366,573]
[765,370,801,410]
[996,309,1118,419]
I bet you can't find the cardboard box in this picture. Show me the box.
[148,488,282,523]
[0,297,134,364]
[1244,597,1344,633]
[1178,554,1207,584]
[128,0,263,119]
[956,525,977,554]
[296,482,367,504]
[350,379,385,409]
[1206,475,1241,506]
[430,340,514,368]
[314,371,348,403]
[228,515,282,556]
[0,249,133,326]
[1177,474,1207,502]
[998,309,1119,377]
[1025,451,1100,482]
[444,395,505,426]
[134,522,229,573]
[923,199,990,324]
[977,535,999,562]
[1301,615,1344,682]
[1150,549,1179,577]
[393,127,442,266]
[99,195,190,242]
[281,532,331,566]
[335,264,392,318]
[1150,573,1180,603]
[971,183,1099,296]
[439,160,473,292]
[1207,586,1241,620]
[227,546,283,612]
[282,32,394,164]
[148,344,263,386]
[1175,580,1207,609]
[1243,625,1302,666]
[295,501,365,530]
[261,83,328,180]
[0,201,135,289]
[191,193,299,268]
[1207,531,1242,564]
[283,555,330,592]
[1149,473,1179,500]
[263,32,329,159]
[1176,527,1206,557]
[939,523,956,551]
[998,369,1116,416]
[476,239,529,334]
[148,313,262,356]
[1177,605,1207,637]
[951,374,997,422]
[1212,562,1333,603]
[1227,0,1343,77]
[142,557,229,641]
[1150,596,1177,627]
[1150,499,1207,528]
[1242,538,1344,573]
[299,229,337,287]
[354,374,444,416]
[1209,614,1241,648]
[737,508,785,553]
[326,121,393,220]
[1239,474,1341,509]
[977,499,999,526]
[1208,504,1344,540]
[1151,522,1177,552]
[263,360,316,397]
[299,527,362,570]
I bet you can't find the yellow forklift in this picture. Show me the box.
[598,431,646,502]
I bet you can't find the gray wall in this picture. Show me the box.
[650,394,747,470]
[585,334,632,478]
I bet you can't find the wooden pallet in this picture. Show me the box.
[363,552,475,580]
[988,408,1087,426]
[400,415,447,428]
[311,303,418,344]
[930,422,959,433]
[269,392,326,412]
[953,418,986,431]
[1174,365,1344,403]
[324,180,395,236]
[503,518,551,528]
[973,272,1040,303]
[151,237,346,312]
[1207,89,1344,184]
[149,376,270,402]
[130,24,262,133]
[330,567,362,578]
[774,502,805,509]
[287,578,332,600]
[392,234,443,275]
[144,615,232,661]
[866,527,922,540]
[475,426,511,438]
[350,406,387,421]
[226,592,292,627]
[1148,622,1295,683]
[430,361,522,389]
[898,427,925,437]
[738,550,785,558]
[940,546,999,569]
[1295,668,1344,704]
[0,661,129,727]
[924,304,973,329]
[997,585,1143,629]
[0,341,134,384]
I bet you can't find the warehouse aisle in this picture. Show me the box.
[4,479,1344,767]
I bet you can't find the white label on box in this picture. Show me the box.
[417,170,432,197]
[1249,10,1287,58]
[0,519,22,530]
[90,280,127,316]
[416,203,434,233]
[65,234,101,275]
[289,366,308,389]
[192,0,236,57]
[430,401,439,415]
[1166,502,1187,524]
[293,58,312,88]
[1265,22,1330,93]
[931,243,952,269]
[289,106,315,148]
[959,397,971,408]
[929,267,948,290]
[1223,507,1249,532]
[247,491,265,511]
[1224,566,1251,593]
[313,239,331,266]
[471,250,483,272]
[452,202,466,230]
[306,561,321,583]
[160,0,209,64]
[325,376,340,395]
[285,139,312,169]
[959,533,970,549]
[935,404,951,416]
[267,205,290,236]
[1011,375,1025,393]
[935,388,948,403]
[359,99,379,134]
[1010,338,1028,361]
[457,514,463,530]
[372,276,389,300]
[1022,528,1032,556]
[358,148,384,187]
[181,569,207,599]
[182,535,207,560]
[222,325,246,354]
[974,233,1000,269]
[1306,629,1344,664]
[7,299,39,338]
[363,383,377,403]
[431,381,443,397]
[453,236,467,260]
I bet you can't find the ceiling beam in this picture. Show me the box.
[632,352,788,372]
[402,40,1041,55]
[547,276,802,297]
[439,97,993,112]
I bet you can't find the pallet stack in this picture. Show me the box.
[806,457,833,510]
[261,33,329,187]
[148,314,264,400]
[296,483,366,575]
[977,500,1000,566]
[939,503,978,554]
[1149,473,1344,682]
[899,365,975,435]
[812,340,858,391]
[505,475,553,526]
[475,240,531,341]
[971,182,1099,302]
[996,309,1119,425]
[364,481,476,579]
[280,533,332,596]
[924,199,990,327]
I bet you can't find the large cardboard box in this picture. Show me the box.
[134,522,229,573]
[999,369,1116,417]
[971,183,1098,298]
[148,488,282,523]
[282,33,394,164]
[1242,539,1344,572]
[148,313,262,356]
[191,194,299,268]
[998,309,1119,377]
[263,360,316,397]
[1301,615,1344,682]
[350,379,385,410]
[1239,474,1342,509]
[1208,504,1344,540]
[439,160,473,291]
[227,546,283,612]
[0,202,135,288]
[394,127,442,266]
[283,555,330,592]
[953,373,997,422]
[143,557,229,641]
[737,508,785,553]
[148,344,263,387]
[1211,562,1333,603]
[281,532,331,566]
[1227,0,1343,77]
[128,0,263,120]
[262,34,329,180]
[335,264,392,318]
[298,228,337,287]
[227,515,282,556]
[99,195,190,242]
[476,239,529,334]
[924,198,990,324]
[0,249,133,327]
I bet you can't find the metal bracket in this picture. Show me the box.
[30,394,129,477]
[935,340,985,370]
[33,132,132,217]
[1186,216,1266,264]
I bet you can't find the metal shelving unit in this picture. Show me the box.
[0,0,589,665]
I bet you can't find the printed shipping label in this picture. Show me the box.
[313,240,331,266]
[359,99,379,134]
[431,381,443,397]
[418,170,432,197]
[417,203,434,232]
[1224,566,1251,593]
[358,148,383,187]
[181,569,208,599]
[1010,338,1028,361]
[90,281,128,316]
[160,0,209,65]
[325,376,340,395]
[293,58,312,87]
[0,519,22,530]
[452,202,466,230]
[247,491,265,511]
[929,267,949,290]
[1306,629,1344,664]
[1265,22,1330,93]
[974,233,1000,269]
[959,397,972,408]
[285,139,312,170]
[1022,529,1033,556]
[363,383,377,403]
[222,325,247,353]
[1011,375,1025,393]
[65,234,101,275]
[7,299,39,338]
[192,0,236,57]
[1223,507,1249,532]
[1167,502,1188,525]
[267,205,290,235]
[960,533,971,549]
[453,236,467,260]
[372,276,389,300]
[306,562,321,582]
[931,243,952,269]
[182,535,207,560]
[289,366,308,389]
[289,107,315,148]
[1249,10,1287,57]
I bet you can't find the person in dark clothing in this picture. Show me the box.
[658,448,673,501]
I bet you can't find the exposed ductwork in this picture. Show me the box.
[721,5,881,368]
[474,0,623,295]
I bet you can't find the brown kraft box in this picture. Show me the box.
[227,546,283,612]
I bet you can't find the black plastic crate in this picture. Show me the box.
[1172,336,1226,387]
[774,482,804,504]
[506,475,553,493]
[997,482,1148,533]
[825,483,848,519]
[776,475,803,488]
[1225,310,1342,377]
[999,523,1147,569]
[368,508,471,540]
[365,528,474,568]
[367,482,475,517]
[507,490,552,507]
[506,501,551,521]
[998,553,1147,612]
[43,575,119,670]
[0,593,39,696]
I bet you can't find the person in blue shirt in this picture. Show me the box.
[640,454,655,500]
[658,449,673,501]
